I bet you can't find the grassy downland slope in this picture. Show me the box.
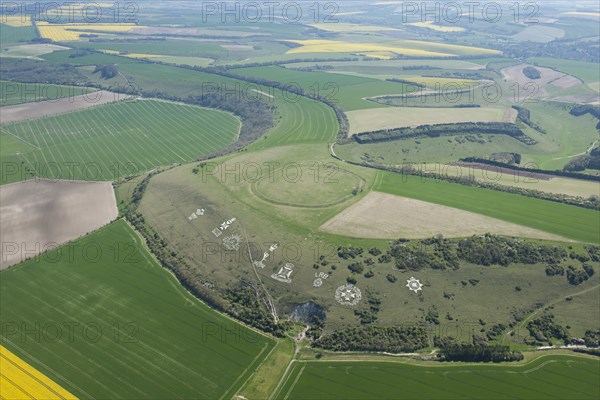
[0,220,274,399]
[0,24,36,46]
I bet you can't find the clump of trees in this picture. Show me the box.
[566,264,594,285]
[564,147,600,172]
[94,64,118,79]
[522,66,541,80]
[391,237,459,271]
[527,314,569,344]
[583,330,600,347]
[512,105,546,133]
[437,339,524,362]
[338,246,364,259]
[354,122,536,145]
[383,234,567,271]
[457,235,566,267]
[313,325,428,353]
[545,264,565,276]
[570,104,600,129]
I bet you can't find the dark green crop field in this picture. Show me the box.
[276,356,600,400]
[0,220,274,399]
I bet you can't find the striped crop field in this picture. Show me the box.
[0,100,240,182]
[0,345,77,399]
[251,96,338,149]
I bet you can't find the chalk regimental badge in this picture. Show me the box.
[406,277,423,293]
[335,284,362,306]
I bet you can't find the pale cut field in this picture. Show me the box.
[0,179,117,269]
[501,64,581,99]
[319,191,568,240]
[406,21,465,32]
[347,107,511,135]
[423,163,600,198]
[1,43,70,59]
[400,76,481,88]
[0,345,77,399]
[0,90,129,124]
[561,12,600,18]
[309,23,403,33]
[0,15,32,26]
[512,25,565,43]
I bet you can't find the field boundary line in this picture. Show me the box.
[0,126,41,150]
[297,351,598,368]
[219,342,272,400]
[269,359,299,400]
[281,363,305,400]
[235,341,280,397]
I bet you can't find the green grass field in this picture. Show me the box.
[528,57,600,85]
[0,24,36,46]
[0,81,93,106]
[275,356,600,399]
[232,66,417,111]
[0,219,274,399]
[0,100,240,183]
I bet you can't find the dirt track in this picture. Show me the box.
[0,90,130,124]
[0,179,118,269]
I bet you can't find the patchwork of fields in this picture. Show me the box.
[1,4,599,399]
[234,66,418,111]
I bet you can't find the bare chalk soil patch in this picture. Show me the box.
[0,90,129,124]
[319,191,568,241]
[347,107,509,135]
[0,179,118,269]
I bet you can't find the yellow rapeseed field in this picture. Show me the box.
[286,39,500,58]
[0,15,32,27]
[36,22,142,41]
[0,345,77,400]
[286,40,455,58]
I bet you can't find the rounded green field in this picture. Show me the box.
[253,163,365,208]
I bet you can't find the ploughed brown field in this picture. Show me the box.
[0,90,130,125]
[0,179,118,269]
